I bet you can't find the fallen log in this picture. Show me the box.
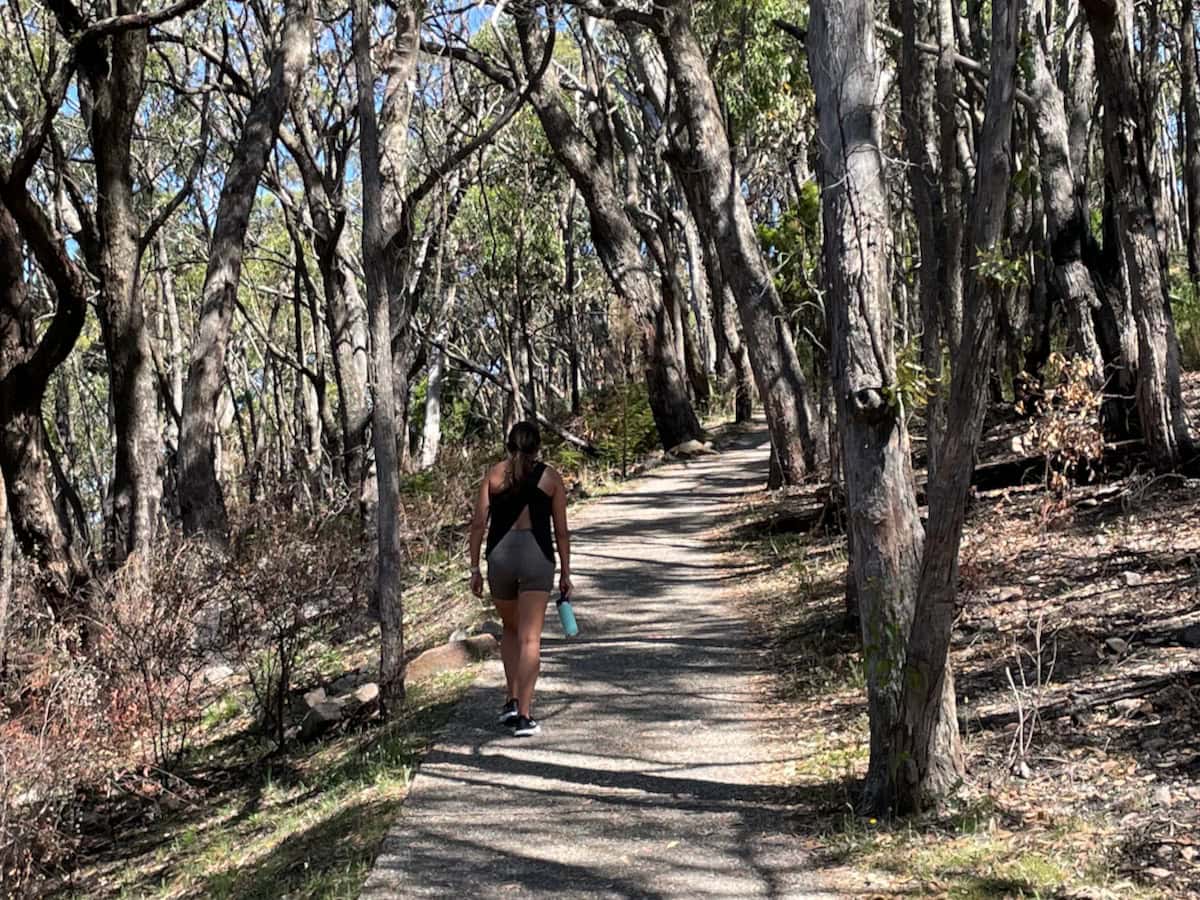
[756,439,1152,536]
[970,668,1200,731]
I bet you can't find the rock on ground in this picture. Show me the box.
[406,635,499,683]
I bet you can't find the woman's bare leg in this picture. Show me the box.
[492,598,519,700]
[514,590,550,717]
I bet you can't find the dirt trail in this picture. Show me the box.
[362,425,833,898]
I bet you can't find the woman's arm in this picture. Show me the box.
[468,469,491,597]
[550,469,572,597]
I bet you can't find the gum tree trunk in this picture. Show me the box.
[419,278,457,470]
[1027,8,1106,386]
[0,195,90,609]
[654,2,824,479]
[283,122,371,489]
[808,0,946,815]
[1084,0,1196,470]
[703,237,755,423]
[355,0,426,713]
[1181,0,1200,283]
[179,0,314,537]
[895,0,947,481]
[514,12,702,451]
[87,5,161,564]
[0,475,10,670]
[892,0,1024,815]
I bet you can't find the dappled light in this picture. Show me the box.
[2,0,1199,895]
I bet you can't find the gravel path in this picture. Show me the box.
[361,424,830,898]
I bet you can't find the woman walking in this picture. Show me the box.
[468,422,572,736]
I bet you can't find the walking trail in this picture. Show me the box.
[362,424,831,898]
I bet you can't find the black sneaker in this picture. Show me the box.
[512,715,541,737]
[497,698,519,725]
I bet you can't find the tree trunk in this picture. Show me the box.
[896,0,947,482]
[705,238,755,423]
[323,231,371,488]
[0,198,90,608]
[419,280,457,470]
[88,7,161,565]
[286,125,372,490]
[514,13,702,451]
[663,251,711,410]
[1182,0,1200,283]
[1085,0,1196,470]
[355,0,426,714]
[179,0,314,537]
[656,4,823,480]
[0,475,11,672]
[808,0,935,814]
[1066,24,1096,198]
[892,0,1024,815]
[1026,8,1106,387]
[155,234,184,479]
[935,0,965,357]
[560,188,583,416]
[680,209,717,375]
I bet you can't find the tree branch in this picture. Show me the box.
[564,1,657,29]
[875,20,1034,108]
[81,0,208,41]
[420,38,517,90]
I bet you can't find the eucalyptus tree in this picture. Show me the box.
[356,0,543,710]
[1183,0,1200,283]
[811,0,1024,813]
[279,55,371,491]
[500,5,703,451]
[179,0,315,538]
[809,0,933,812]
[891,0,949,479]
[573,21,713,412]
[40,0,207,566]
[1083,0,1197,470]
[0,198,89,608]
[0,4,94,605]
[622,0,825,480]
[1024,5,1106,389]
[893,0,1024,813]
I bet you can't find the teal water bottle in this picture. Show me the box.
[556,594,579,637]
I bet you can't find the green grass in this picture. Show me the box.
[68,670,476,899]
[859,828,1145,899]
[202,694,243,730]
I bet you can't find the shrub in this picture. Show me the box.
[92,539,222,766]
[1171,270,1200,371]
[0,626,115,897]
[1018,353,1105,506]
[219,503,368,748]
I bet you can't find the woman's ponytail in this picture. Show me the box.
[505,421,542,487]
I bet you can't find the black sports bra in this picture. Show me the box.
[485,462,554,562]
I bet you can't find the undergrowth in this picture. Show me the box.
[3,383,711,898]
[724,481,1171,899]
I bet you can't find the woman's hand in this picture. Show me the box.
[559,571,572,599]
[470,569,484,598]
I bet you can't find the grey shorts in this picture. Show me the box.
[487,530,554,600]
